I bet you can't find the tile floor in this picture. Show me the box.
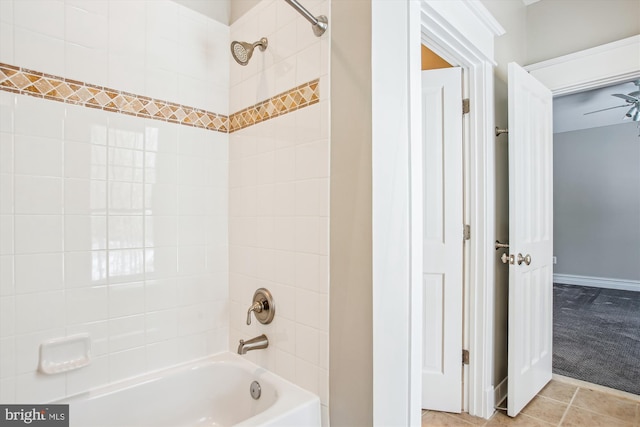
[422,378,640,426]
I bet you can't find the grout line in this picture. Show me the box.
[557,386,579,426]
[516,397,565,427]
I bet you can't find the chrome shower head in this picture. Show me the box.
[230,37,268,66]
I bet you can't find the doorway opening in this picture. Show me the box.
[551,81,640,395]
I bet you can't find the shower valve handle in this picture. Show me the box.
[245,288,275,325]
[246,301,264,325]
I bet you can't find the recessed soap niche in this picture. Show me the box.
[38,334,91,375]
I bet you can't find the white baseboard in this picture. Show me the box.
[494,377,507,409]
[553,274,640,292]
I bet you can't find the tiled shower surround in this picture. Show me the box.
[0,0,330,423]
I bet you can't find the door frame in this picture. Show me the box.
[525,35,640,97]
[372,0,505,422]
[420,1,505,419]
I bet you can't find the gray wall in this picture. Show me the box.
[554,122,640,281]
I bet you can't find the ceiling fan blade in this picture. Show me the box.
[612,93,639,103]
[583,104,629,115]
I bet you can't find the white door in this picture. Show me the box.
[507,62,554,417]
[421,67,464,413]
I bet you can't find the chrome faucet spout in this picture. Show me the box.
[237,334,269,355]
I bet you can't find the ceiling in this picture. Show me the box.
[553,80,639,134]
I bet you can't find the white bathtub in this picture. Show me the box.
[57,352,321,427]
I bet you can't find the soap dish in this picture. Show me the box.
[38,334,91,375]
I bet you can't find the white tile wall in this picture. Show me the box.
[1,0,331,421]
[229,0,330,423]
[0,0,229,404]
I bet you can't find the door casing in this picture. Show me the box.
[420,1,505,419]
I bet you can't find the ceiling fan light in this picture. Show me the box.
[625,105,638,117]
[632,108,640,122]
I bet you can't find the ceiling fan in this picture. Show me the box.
[584,79,640,121]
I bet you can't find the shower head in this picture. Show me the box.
[230,37,268,66]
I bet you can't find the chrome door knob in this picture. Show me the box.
[501,253,515,265]
[517,253,532,266]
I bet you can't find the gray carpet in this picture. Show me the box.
[553,283,640,395]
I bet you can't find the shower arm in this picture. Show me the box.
[284,0,328,37]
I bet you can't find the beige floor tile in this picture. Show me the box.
[422,411,476,426]
[537,380,577,403]
[561,406,634,427]
[448,412,488,426]
[571,387,638,422]
[521,395,568,425]
[486,412,554,427]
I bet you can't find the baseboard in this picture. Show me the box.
[494,377,507,409]
[553,274,640,292]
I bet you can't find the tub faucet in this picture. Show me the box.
[237,334,269,354]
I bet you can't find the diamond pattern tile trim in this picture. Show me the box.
[0,63,320,134]
[228,80,320,132]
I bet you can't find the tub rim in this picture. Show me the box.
[54,351,321,426]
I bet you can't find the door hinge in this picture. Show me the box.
[463,224,471,241]
[462,98,470,114]
[462,349,469,365]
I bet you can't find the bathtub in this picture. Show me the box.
[57,352,321,427]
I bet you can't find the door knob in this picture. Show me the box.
[517,253,531,266]
[501,253,515,264]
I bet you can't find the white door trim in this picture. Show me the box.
[525,35,640,96]
[372,0,506,423]
[371,1,423,425]
[420,0,505,419]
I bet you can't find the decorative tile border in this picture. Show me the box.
[228,80,320,132]
[0,62,319,134]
